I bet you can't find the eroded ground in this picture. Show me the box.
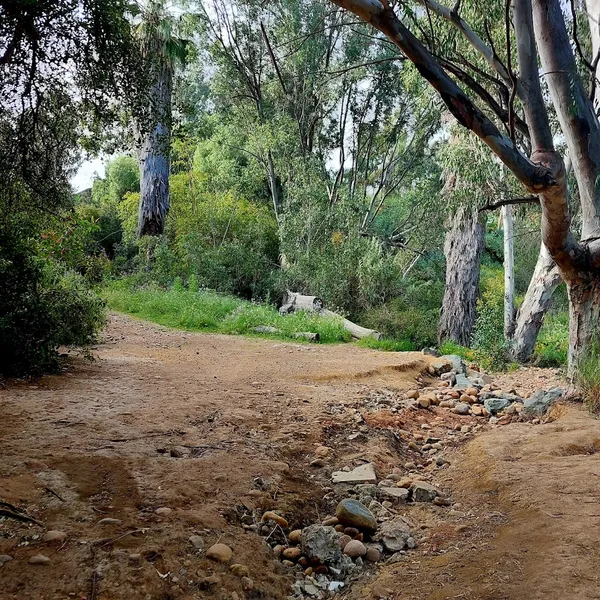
[1,314,599,599]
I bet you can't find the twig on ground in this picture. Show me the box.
[0,500,44,526]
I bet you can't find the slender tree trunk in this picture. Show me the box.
[438,207,485,346]
[567,277,600,373]
[137,50,173,237]
[512,244,562,361]
[587,0,600,111]
[502,205,515,339]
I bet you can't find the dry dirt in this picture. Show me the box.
[1,313,600,600]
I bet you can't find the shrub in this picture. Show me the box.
[576,337,600,412]
[534,310,569,367]
[0,216,105,376]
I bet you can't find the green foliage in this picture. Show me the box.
[577,336,600,412]
[102,279,350,343]
[439,341,475,361]
[357,338,415,352]
[0,213,105,376]
[534,310,569,367]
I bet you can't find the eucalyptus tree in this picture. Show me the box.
[135,1,188,237]
[332,0,600,375]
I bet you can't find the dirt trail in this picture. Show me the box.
[1,314,599,599]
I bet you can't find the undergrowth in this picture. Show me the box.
[577,337,600,412]
[102,278,351,344]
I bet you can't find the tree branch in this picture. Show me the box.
[478,196,540,211]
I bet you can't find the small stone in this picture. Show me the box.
[376,517,411,552]
[365,547,381,562]
[97,518,121,526]
[242,577,254,591]
[459,394,471,403]
[406,390,419,399]
[230,564,249,577]
[0,555,13,566]
[381,487,409,502]
[288,529,302,543]
[206,543,233,563]
[170,447,185,458]
[453,402,470,415]
[322,517,339,526]
[411,481,439,502]
[435,456,449,467]
[310,458,325,467]
[200,575,221,588]
[408,441,421,452]
[154,507,172,516]
[343,527,359,537]
[404,461,417,470]
[332,463,377,484]
[484,397,511,415]
[466,387,479,397]
[343,540,367,558]
[261,511,288,528]
[433,496,451,506]
[339,535,352,549]
[336,499,378,533]
[272,544,285,557]
[439,400,454,408]
[461,425,471,433]
[301,525,342,564]
[282,547,302,560]
[189,535,205,549]
[281,559,294,567]
[42,530,67,543]
[28,554,51,565]
[471,404,484,416]
[128,553,142,563]
[304,566,313,576]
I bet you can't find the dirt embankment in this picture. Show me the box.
[1,314,599,599]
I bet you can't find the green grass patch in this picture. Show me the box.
[102,279,351,343]
[576,337,600,412]
[439,341,475,361]
[356,337,415,352]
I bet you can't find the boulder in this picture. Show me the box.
[411,481,439,502]
[523,388,564,416]
[441,354,467,374]
[335,499,377,533]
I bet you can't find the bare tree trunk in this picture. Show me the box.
[438,207,485,346]
[587,0,600,110]
[512,244,562,361]
[502,204,516,338]
[568,278,600,371]
[137,53,173,237]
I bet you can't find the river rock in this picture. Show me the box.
[189,535,205,549]
[288,529,302,543]
[42,530,67,543]
[301,525,341,564]
[381,487,410,502]
[332,463,377,484]
[0,555,13,566]
[335,499,377,533]
[441,354,466,374]
[365,546,381,562]
[206,543,233,563]
[376,517,411,552]
[155,507,172,516]
[523,388,564,416]
[28,554,51,565]
[343,540,366,558]
[484,397,511,415]
[453,402,470,415]
[282,547,302,560]
[261,511,288,528]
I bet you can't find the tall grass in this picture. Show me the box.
[102,279,351,343]
[577,337,600,412]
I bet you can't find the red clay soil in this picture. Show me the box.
[1,313,599,599]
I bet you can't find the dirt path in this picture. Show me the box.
[1,314,600,599]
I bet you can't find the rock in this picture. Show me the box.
[206,543,233,563]
[411,481,439,502]
[200,575,221,588]
[272,544,285,557]
[483,397,511,415]
[406,390,419,399]
[523,388,564,416]
[466,387,479,397]
[365,547,381,562]
[453,402,470,415]
[242,577,254,591]
[261,511,288,528]
[439,400,454,408]
[418,396,431,409]
[282,547,302,560]
[454,373,478,390]
[189,535,205,549]
[343,540,367,558]
[441,354,466,374]
[433,496,451,506]
[0,555,13,567]
[288,529,302,543]
[336,499,377,533]
[431,358,452,374]
[435,456,449,466]
[170,447,185,458]
[154,507,172,516]
[343,527,359,537]
[440,371,456,382]
[28,554,51,565]
[322,516,339,526]
[422,347,440,357]
[253,325,281,334]
[301,525,342,564]
[42,530,67,543]
[332,463,377,484]
[310,458,325,467]
[376,517,411,552]
[381,487,409,502]
[97,518,122,526]
[230,564,249,577]
[339,534,352,549]
[471,404,484,416]
[396,477,412,488]
[461,425,471,433]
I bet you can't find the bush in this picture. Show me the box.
[0,216,105,376]
[576,337,600,412]
[534,310,569,367]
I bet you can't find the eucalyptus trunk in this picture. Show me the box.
[137,40,173,237]
[502,204,515,339]
[512,244,562,362]
[438,207,485,346]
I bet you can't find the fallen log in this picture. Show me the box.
[280,291,382,341]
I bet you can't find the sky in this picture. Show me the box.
[70,156,107,193]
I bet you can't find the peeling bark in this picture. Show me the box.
[438,207,485,346]
[568,278,600,372]
[512,244,562,362]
